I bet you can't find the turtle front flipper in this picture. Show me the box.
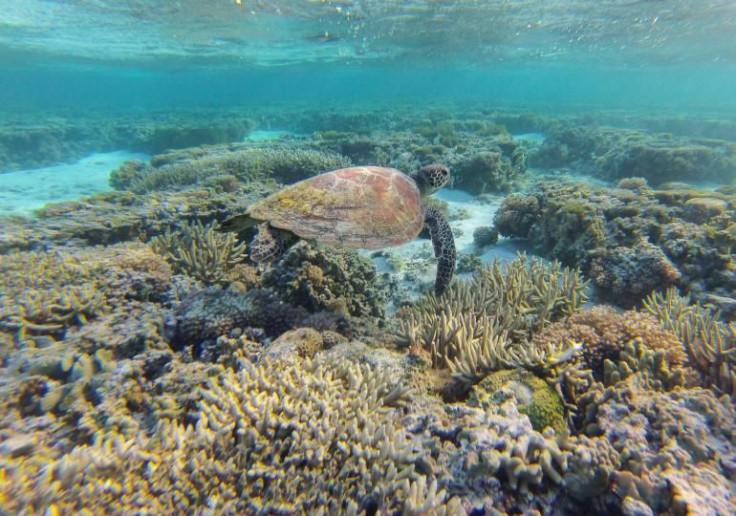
[250,223,298,263]
[424,207,456,296]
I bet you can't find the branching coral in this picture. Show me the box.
[151,220,246,285]
[399,253,588,374]
[643,287,736,397]
[0,250,107,340]
[531,305,688,377]
[577,375,736,514]
[0,283,106,338]
[0,358,461,515]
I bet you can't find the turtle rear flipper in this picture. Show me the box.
[220,213,259,234]
[424,207,456,296]
[250,223,299,263]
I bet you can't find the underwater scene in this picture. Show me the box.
[2,1,736,514]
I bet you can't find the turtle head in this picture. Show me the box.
[413,164,451,196]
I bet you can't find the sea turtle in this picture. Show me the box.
[220,164,456,295]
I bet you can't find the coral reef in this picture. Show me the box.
[150,220,246,285]
[3,107,736,515]
[263,243,388,318]
[0,355,464,514]
[494,180,736,307]
[532,123,736,185]
[112,144,351,193]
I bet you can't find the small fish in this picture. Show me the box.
[547,341,584,367]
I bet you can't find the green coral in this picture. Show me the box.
[469,369,567,433]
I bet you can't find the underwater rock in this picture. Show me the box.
[589,242,681,306]
[173,286,308,349]
[683,196,729,224]
[472,225,499,250]
[493,193,541,238]
[453,144,526,194]
[258,327,324,367]
[112,143,351,193]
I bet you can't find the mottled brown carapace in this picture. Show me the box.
[248,166,424,249]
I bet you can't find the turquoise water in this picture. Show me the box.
[3,2,736,515]
[2,1,736,113]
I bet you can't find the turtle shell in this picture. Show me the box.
[247,166,424,249]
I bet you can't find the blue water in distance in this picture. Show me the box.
[1,0,735,115]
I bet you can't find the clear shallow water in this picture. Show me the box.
[0,1,735,113]
[3,2,736,515]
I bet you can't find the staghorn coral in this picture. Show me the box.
[0,357,462,515]
[151,220,246,285]
[399,253,588,370]
[643,287,736,397]
[263,242,388,318]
